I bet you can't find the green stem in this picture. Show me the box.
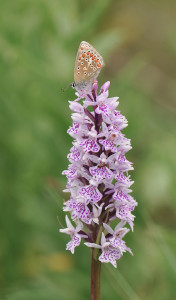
[91,249,101,300]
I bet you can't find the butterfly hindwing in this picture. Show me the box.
[74,41,104,86]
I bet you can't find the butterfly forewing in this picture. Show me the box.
[74,41,104,86]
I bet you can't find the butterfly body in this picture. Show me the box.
[72,41,104,92]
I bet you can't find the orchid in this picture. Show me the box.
[60,80,137,298]
[60,215,86,254]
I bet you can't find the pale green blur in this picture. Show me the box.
[0,0,176,299]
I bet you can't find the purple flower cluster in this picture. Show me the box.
[60,81,137,268]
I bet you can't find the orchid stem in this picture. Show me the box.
[91,249,101,300]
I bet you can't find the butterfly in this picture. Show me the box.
[71,41,104,92]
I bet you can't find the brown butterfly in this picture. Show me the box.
[71,41,104,91]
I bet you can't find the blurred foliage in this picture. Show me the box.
[0,0,176,299]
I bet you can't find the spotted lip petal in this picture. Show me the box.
[79,138,100,153]
[79,185,102,204]
[99,247,122,268]
[89,166,113,183]
[66,235,81,254]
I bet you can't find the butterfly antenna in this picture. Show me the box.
[61,82,73,93]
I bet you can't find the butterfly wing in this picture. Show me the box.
[74,41,104,85]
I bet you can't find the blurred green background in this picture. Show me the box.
[0,0,176,299]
